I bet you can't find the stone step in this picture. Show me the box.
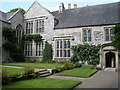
[35,68,51,77]
[35,69,47,72]
[39,71,50,74]
[104,68,116,71]
[39,73,51,77]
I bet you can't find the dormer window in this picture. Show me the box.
[36,20,44,33]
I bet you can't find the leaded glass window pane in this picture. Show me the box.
[88,30,92,42]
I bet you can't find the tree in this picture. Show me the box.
[7,8,26,15]
[43,42,53,62]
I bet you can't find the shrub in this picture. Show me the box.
[71,44,101,65]
[2,69,11,85]
[96,67,102,70]
[43,42,53,62]
[24,67,35,74]
[52,67,62,73]
[35,59,42,63]
[63,61,74,70]
[81,65,96,69]
[74,62,82,68]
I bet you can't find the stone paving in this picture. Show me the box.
[47,70,118,88]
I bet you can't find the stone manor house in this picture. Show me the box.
[0,1,119,69]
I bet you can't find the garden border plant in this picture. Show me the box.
[2,67,39,85]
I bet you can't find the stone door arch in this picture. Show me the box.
[100,44,118,69]
[105,52,115,68]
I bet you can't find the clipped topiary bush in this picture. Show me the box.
[43,42,53,62]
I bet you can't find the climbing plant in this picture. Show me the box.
[70,44,101,65]
[22,34,42,42]
[2,27,24,62]
[112,24,120,61]
[112,24,120,49]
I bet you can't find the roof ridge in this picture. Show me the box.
[7,10,19,20]
[52,1,119,13]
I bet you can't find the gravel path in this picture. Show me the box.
[47,70,118,88]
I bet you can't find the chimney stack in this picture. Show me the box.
[68,3,71,9]
[73,4,77,8]
[59,3,65,12]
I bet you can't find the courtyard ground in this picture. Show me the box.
[1,64,119,88]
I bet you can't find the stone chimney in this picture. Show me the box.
[59,3,65,12]
[68,3,71,9]
[73,4,77,8]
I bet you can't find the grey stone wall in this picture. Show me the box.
[10,11,24,29]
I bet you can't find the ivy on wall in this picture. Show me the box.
[22,34,42,42]
[2,27,24,62]
[70,44,101,65]
[112,24,120,61]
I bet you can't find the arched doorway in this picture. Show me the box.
[16,24,23,45]
[105,52,116,68]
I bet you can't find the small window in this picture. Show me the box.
[64,50,66,57]
[36,20,44,33]
[55,39,71,58]
[57,50,59,57]
[25,43,32,56]
[57,41,59,49]
[64,40,66,48]
[68,40,70,48]
[68,50,70,57]
[105,28,115,41]
[83,29,92,42]
[26,21,33,34]
[88,30,92,42]
[36,43,43,56]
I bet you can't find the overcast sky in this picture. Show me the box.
[0,0,120,12]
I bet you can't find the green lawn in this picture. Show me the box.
[55,68,98,78]
[3,77,81,89]
[1,67,25,75]
[2,63,64,69]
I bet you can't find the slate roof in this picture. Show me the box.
[0,10,19,23]
[52,2,120,29]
